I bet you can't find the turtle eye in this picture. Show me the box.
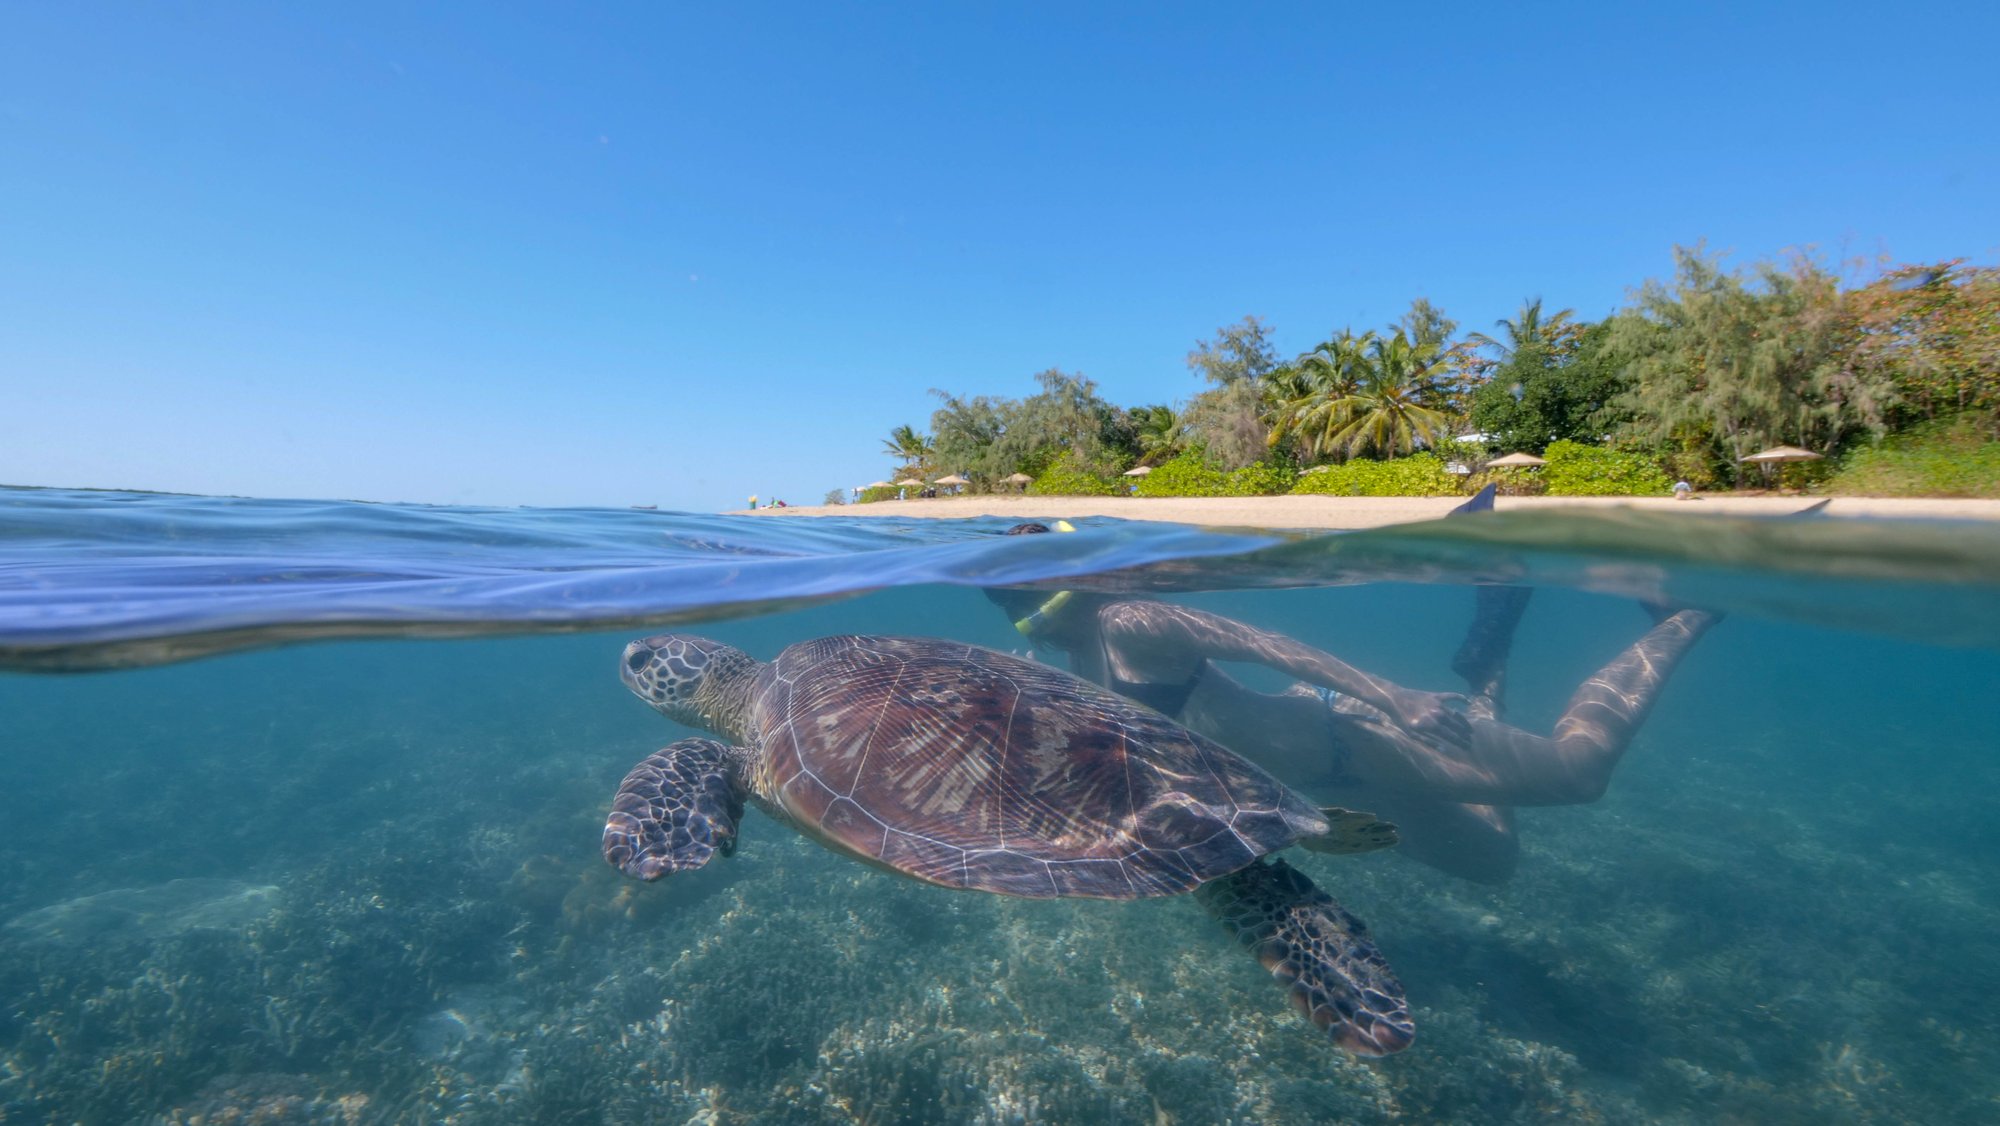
[626,650,651,672]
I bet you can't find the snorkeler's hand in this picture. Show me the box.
[1388,690,1472,752]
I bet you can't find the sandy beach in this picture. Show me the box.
[736,494,2000,529]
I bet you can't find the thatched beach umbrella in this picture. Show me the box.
[866,480,894,489]
[1121,465,1153,477]
[933,474,969,486]
[1485,452,1547,468]
[1739,443,1823,488]
[1004,472,1033,491]
[1738,445,1823,464]
[895,478,923,488]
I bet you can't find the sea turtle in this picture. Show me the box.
[603,632,1415,1055]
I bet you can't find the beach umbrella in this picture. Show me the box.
[1485,452,1547,468]
[894,478,923,488]
[1739,443,1823,488]
[1121,465,1153,477]
[1004,472,1033,490]
[933,474,970,486]
[1738,445,1823,464]
[866,480,894,489]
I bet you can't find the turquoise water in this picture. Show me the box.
[3,486,1999,1123]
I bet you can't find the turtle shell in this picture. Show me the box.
[747,635,1328,899]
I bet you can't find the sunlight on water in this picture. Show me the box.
[3,487,1998,1123]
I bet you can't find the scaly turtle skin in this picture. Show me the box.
[603,632,1414,1056]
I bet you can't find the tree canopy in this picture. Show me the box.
[868,245,1997,495]
[1607,247,1879,484]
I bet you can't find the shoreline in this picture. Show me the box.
[731,494,2000,529]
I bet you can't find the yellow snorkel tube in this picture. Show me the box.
[1013,520,1076,636]
[1014,590,1073,636]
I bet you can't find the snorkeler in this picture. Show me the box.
[988,517,1717,883]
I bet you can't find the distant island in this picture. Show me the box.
[837,247,1997,507]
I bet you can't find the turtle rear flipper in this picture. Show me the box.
[1298,807,1398,855]
[1198,858,1414,1056]
[603,738,746,881]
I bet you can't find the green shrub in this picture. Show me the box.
[1465,468,1546,496]
[1540,440,1673,496]
[1132,454,1293,497]
[1828,415,2000,497]
[856,486,901,504]
[1027,462,1120,496]
[1291,453,1462,496]
[1225,461,1294,497]
[1133,455,1227,497]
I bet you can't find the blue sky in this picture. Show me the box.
[3,3,1995,511]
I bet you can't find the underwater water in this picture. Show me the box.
[3,486,1999,1124]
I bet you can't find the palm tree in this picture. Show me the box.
[1129,404,1189,465]
[1469,297,1580,363]
[880,424,933,476]
[1322,331,1457,459]
[1267,330,1375,462]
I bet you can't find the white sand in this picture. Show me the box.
[734,494,2000,529]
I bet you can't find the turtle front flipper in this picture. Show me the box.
[603,738,747,881]
[1298,807,1399,855]
[1197,857,1414,1056]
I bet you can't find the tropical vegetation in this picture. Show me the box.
[861,246,2000,500]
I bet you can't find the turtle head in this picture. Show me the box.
[621,634,759,740]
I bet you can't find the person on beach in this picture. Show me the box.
[986,519,1716,882]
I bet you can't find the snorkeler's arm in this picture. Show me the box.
[1096,602,1471,751]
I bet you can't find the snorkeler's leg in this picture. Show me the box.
[1451,585,1533,721]
[1443,482,1528,719]
[1542,608,1718,793]
[1097,601,1473,753]
[1326,608,1717,807]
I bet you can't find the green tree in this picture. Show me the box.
[928,391,1013,484]
[1468,319,1626,451]
[1397,298,1475,417]
[1337,331,1460,458]
[1398,297,1459,354]
[1182,381,1269,469]
[1269,328,1458,461]
[1842,261,2000,432]
[928,369,1131,487]
[1466,297,1580,363]
[1129,404,1190,465]
[1267,329,1374,462]
[1181,316,1283,469]
[879,424,933,477]
[1609,246,1867,484]
[1004,369,1129,476]
[1186,315,1278,386]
